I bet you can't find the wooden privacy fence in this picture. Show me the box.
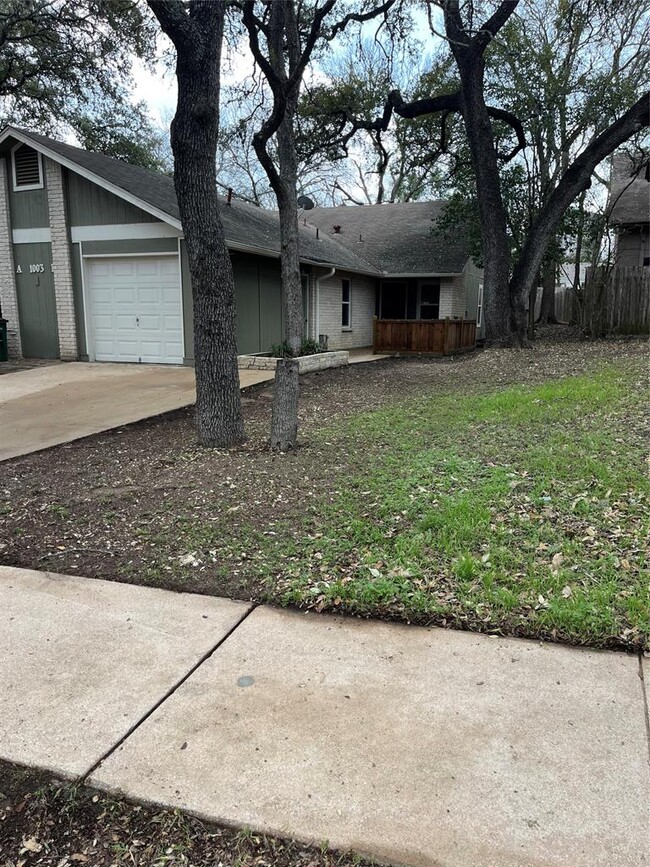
[581,266,649,336]
[373,317,477,355]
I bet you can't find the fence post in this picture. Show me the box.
[443,317,450,356]
[372,316,378,354]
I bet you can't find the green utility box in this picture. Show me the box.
[0,318,8,362]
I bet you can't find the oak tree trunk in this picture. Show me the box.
[444,9,520,345]
[270,113,304,449]
[148,0,245,448]
[270,357,300,450]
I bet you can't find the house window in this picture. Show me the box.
[380,280,408,319]
[341,278,351,328]
[477,282,484,327]
[419,280,440,320]
[12,144,43,191]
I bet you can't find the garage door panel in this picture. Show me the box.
[162,286,180,305]
[87,256,182,364]
[136,262,158,276]
[114,288,137,305]
[113,262,135,276]
[138,315,161,331]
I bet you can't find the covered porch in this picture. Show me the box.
[374,276,477,355]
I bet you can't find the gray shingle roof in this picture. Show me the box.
[305,201,470,274]
[3,127,468,275]
[5,126,378,273]
[608,153,650,226]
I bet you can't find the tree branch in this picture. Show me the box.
[510,91,650,299]
[328,0,396,39]
[147,0,197,53]
[474,1,519,50]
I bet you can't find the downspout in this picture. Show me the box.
[315,266,335,346]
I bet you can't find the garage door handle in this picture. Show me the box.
[136,317,140,324]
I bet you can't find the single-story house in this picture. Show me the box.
[608,154,649,268]
[0,126,484,363]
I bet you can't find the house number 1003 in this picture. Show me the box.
[29,263,45,273]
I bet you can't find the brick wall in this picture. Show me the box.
[316,269,377,350]
[439,276,466,319]
[45,158,77,360]
[0,158,21,357]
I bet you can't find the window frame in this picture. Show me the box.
[11,143,44,192]
[341,278,352,329]
[418,279,441,320]
[476,282,484,327]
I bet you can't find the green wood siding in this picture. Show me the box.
[8,176,48,230]
[234,256,262,354]
[258,260,283,351]
[65,170,159,226]
[14,242,59,358]
[81,238,178,256]
[182,252,284,361]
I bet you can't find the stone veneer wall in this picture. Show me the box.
[0,158,21,357]
[238,350,349,373]
[45,158,77,360]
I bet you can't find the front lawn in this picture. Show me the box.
[276,365,648,648]
[1,333,647,650]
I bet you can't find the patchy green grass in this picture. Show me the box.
[247,364,648,649]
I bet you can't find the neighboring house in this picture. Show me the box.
[0,126,482,363]
[608,154,650,268]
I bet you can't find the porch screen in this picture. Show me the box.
[419,281,440,319]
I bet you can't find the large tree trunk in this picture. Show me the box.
[149,0,244,448]
[251,0,304,451]
[270,113,303,450]
[270,358,299,450]
[445,10,519,345]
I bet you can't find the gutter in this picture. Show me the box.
[315,266,336,343]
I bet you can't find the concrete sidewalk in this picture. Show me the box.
[1,565,648,867]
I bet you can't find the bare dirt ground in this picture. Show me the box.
[0,328,647,609]
[0,762,373,866]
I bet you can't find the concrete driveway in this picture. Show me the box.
[0,362,274,461]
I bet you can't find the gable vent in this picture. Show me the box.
[13,145,42,188]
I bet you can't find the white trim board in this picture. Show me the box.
[0,127,182,230]
[71,223,182,242]
[12,227,51,244]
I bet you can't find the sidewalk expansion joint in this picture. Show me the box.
[78,602,259,784]
[638,652,650,769]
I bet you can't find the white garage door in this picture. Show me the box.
[86,256,183,364]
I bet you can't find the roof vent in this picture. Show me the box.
[332,224,341,234]
[13,145,42,189]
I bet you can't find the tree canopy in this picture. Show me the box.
[0,0,163,168]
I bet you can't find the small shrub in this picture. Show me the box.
[269,338,324,358]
